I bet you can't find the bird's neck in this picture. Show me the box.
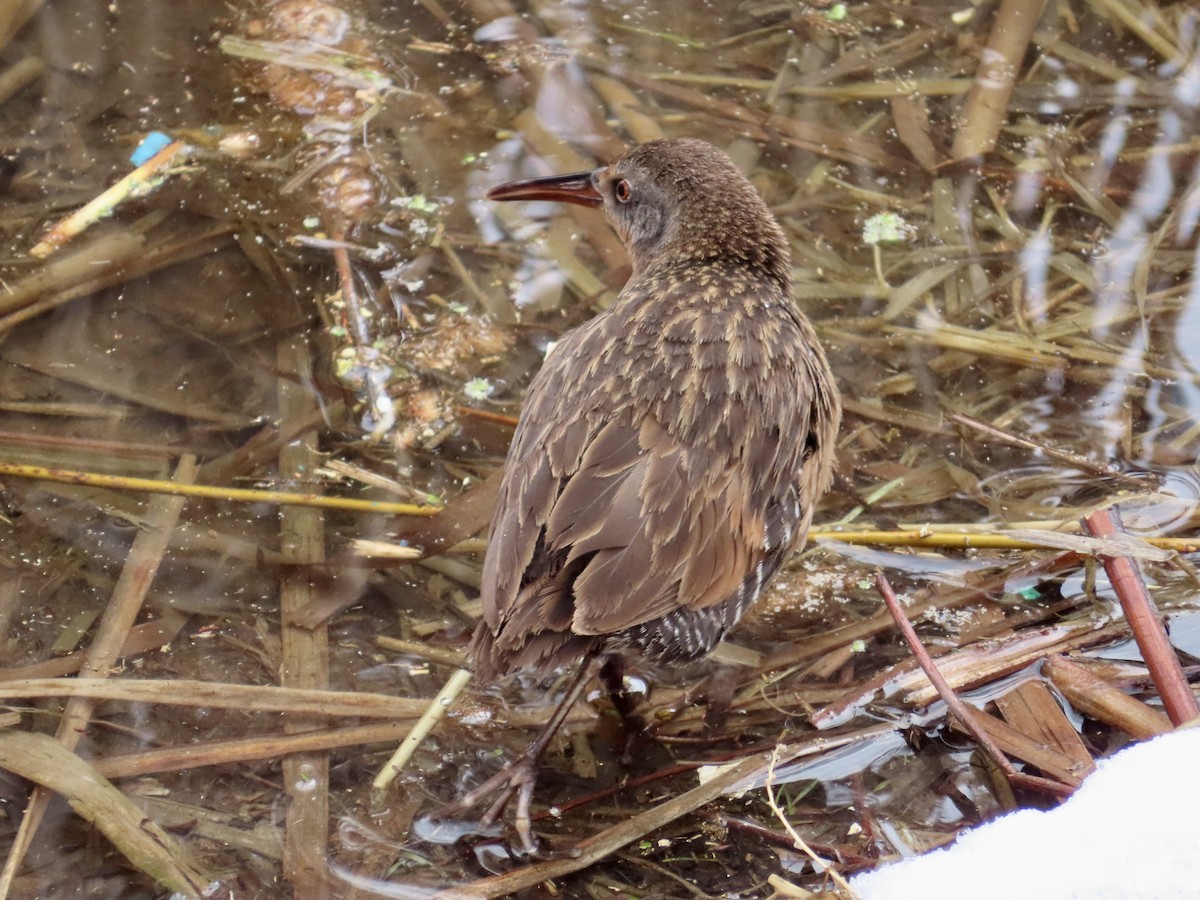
[627,253,792,307]
[631,228,791,297]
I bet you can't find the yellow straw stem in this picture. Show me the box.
[4,462,1193,550]
[812,529,1199,554]
[0,462,440,516]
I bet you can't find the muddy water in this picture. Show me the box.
[0,1,1197,897]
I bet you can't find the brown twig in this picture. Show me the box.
[948,410,1141,483]
[0,613,188,681]
[0,429,180,461]
[1080,507,1198,725]
[720,816,876,869]
[874,572,1073,798]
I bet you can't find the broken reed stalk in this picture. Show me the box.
[331,233,396,439]
[605,64,912,173]
[29,140,188,259]
[278,338,331,893]
[4,476,1191,561]
[453,404,520,427]
[948,706,1089,787]
[952,0,1050,160]
[373,667,472,791]
[813,529,1198,554]
[374,636,467,669]
[1080,506,1199,725]
[1042,655,1173,740]
[0,231,147,318]
[1085,0,1179,60]
[874,572,1072,798]
[992,681,1095,778]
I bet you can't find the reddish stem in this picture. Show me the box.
[1081,506,1198,726]
[875,572,1072,798]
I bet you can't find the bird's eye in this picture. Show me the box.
[613,179,632,203]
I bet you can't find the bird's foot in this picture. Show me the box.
[617,712,652,766]
[449,753,579,859]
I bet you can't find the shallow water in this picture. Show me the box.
[1,0,1198,897]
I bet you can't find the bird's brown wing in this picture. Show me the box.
[552,413,763,635]
[481,383,812,649]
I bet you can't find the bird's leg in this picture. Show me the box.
[598,654,647,762]
[454,654,602,855]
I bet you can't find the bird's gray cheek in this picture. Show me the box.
[629,206,666,252]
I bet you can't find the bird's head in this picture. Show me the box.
[487,138,790,290]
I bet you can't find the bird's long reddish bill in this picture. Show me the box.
[486,171,603,206]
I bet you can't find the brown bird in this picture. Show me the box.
[459,138,841,853]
